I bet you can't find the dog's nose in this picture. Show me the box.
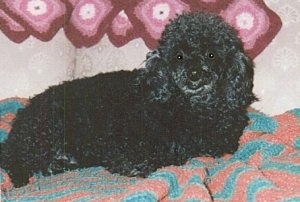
[187,68,202,82]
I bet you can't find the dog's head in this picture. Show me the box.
[144,12,256,109]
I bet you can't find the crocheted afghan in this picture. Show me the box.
[0,0,282,58]
[1,98,300,201]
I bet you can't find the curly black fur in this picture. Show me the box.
[1,12,256,187]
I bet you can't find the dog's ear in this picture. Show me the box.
[140,50,172,103]
[225,51,257,109]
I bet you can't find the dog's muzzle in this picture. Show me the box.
[187,68,202,82]
[187,66,211,90]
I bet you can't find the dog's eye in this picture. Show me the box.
[177,54,183,60]
[208,52,215,59]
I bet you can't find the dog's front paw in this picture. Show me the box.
[47,150,79,175]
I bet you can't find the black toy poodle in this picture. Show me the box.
[1,12,256,187]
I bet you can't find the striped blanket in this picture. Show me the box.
[1,98,299,201]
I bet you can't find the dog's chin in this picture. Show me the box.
[182,81,213,95]
[181,82,214,106]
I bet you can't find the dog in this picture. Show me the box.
[1,12,256,187]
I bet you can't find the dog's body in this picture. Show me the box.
[1,12,256,187]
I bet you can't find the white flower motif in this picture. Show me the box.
[79,3,96,20]
[272,47,299,71]
[27,0,48,16]
[236,12,254,30]
[152,3,171,21]
[220,0,270,52]
[278,4,300,26]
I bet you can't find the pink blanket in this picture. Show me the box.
[1,98,299,201]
